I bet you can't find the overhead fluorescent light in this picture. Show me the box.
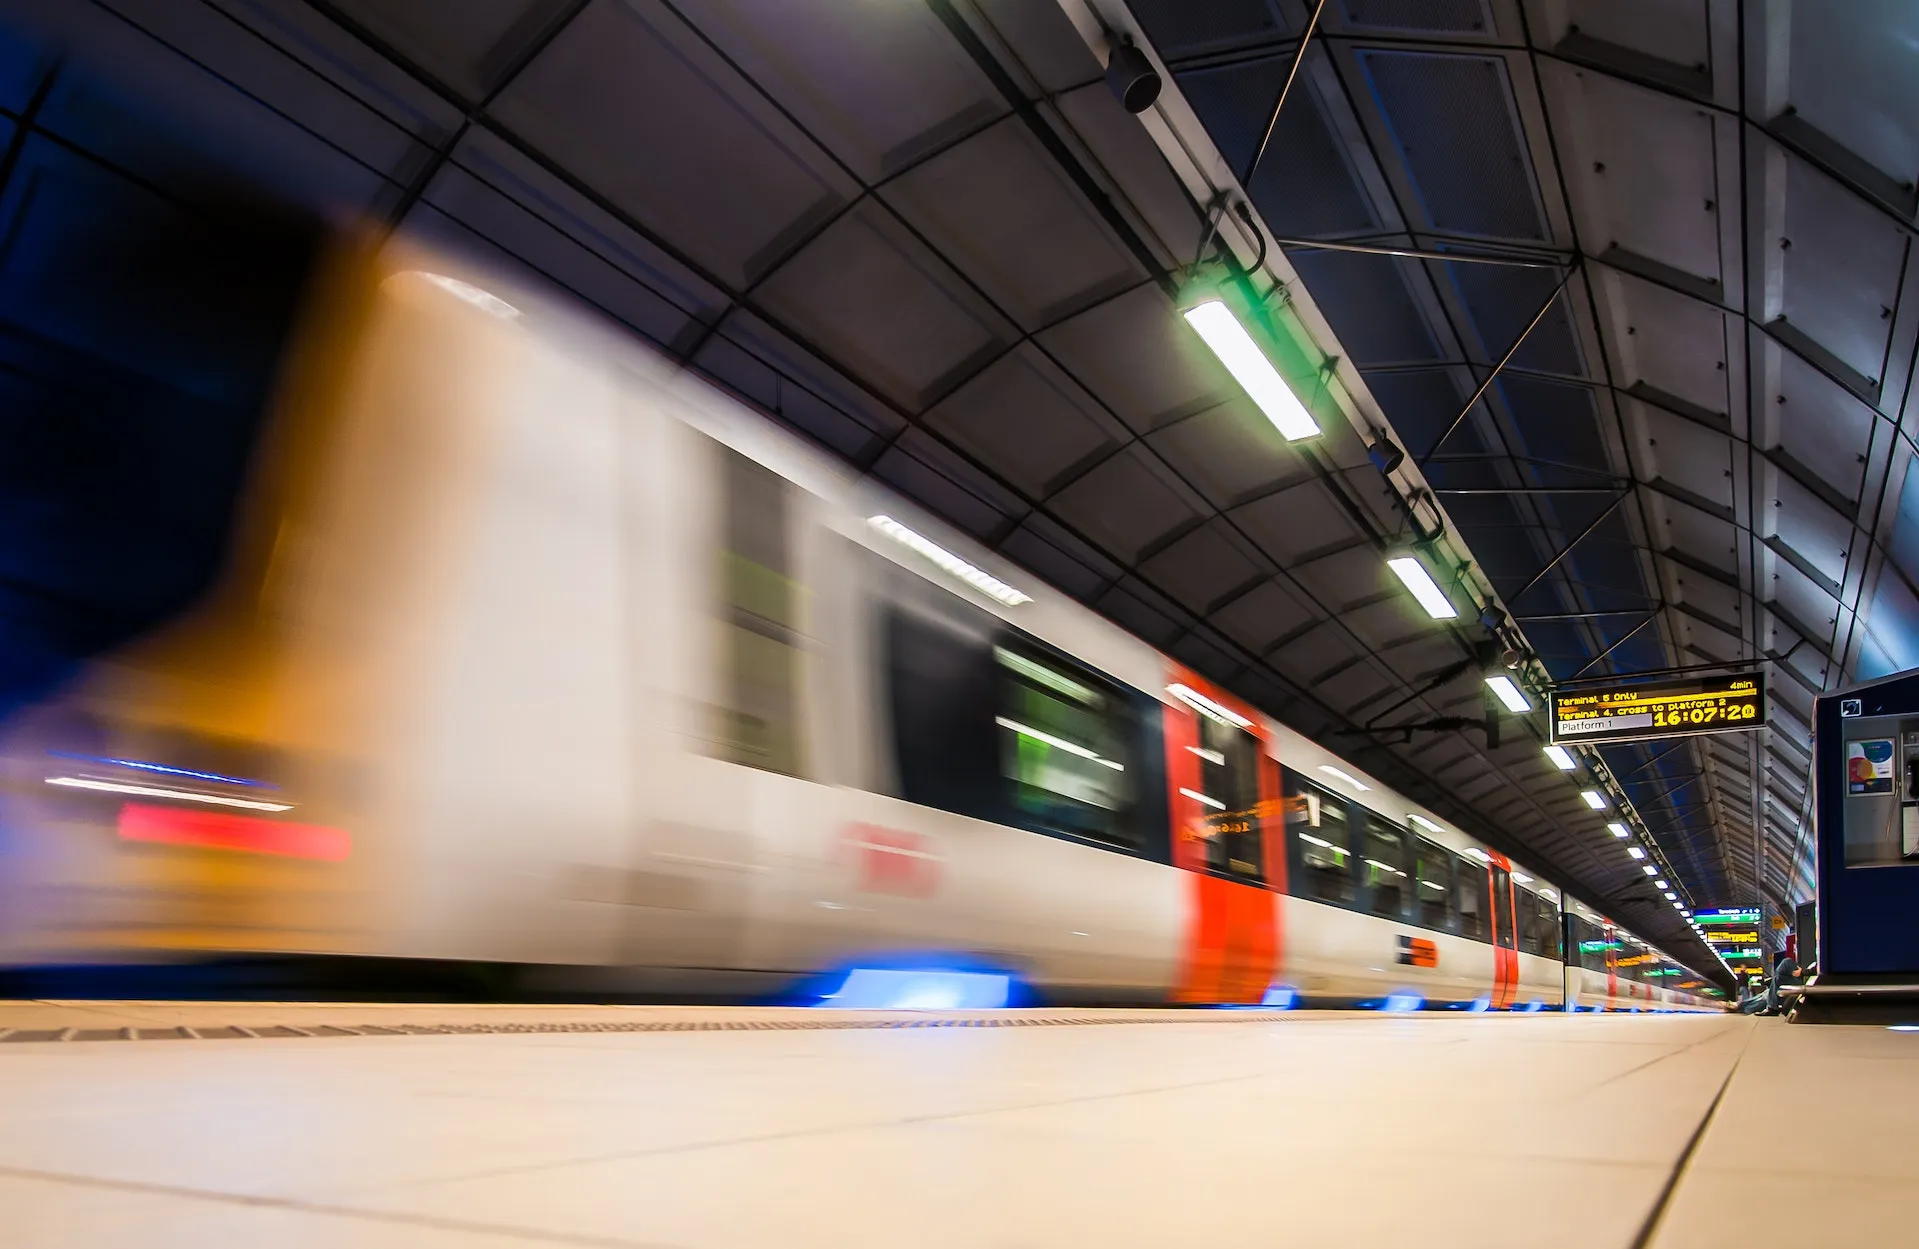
[1385,556,1458,620]
[869,516,1031,606]
[1463,847,1491,862]
[1512,871,1534,884]
[1484,675,1531,713]
[1544,745,1577,771]
[1179,787,1226,811]
[1166,683,1253,729]
[1607,822,1630,837]
[1628,847,1646,859]
[1318,765,1370,791]
[1580,790,1607,810]
[1642,865,1658,876]
[45,776,293,813]
[1679,910,1691,917]
[1664,891,1677,900]
[1407,813,1443,833]
[1180,300,1320,440]
[1654,879,1668,890]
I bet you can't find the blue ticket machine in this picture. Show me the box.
[1806,671,1919,1022]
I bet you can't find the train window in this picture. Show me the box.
[1535,894,1563,960]
[1516,888,1544,956]
[886,607,1000,822]
[1286,780,1357,909]
[715,446,804,776]
[995,642,1138,849]
[1571,915,1612,971]
[1361,819,1409,921]
[1455,855,1487,940]
[1413,838,1455,931]
[1190,714,1264,883]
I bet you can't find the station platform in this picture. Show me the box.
[0,1003,1899,1247]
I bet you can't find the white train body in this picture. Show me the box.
[0,244,1718,1012]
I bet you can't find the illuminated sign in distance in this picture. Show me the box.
[1549,672,1766,746]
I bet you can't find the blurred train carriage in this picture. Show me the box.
[0,234,1719,1012]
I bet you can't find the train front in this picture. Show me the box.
[0,204,581,983]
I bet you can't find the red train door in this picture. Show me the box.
[1489,857,1519,1008]
[1163,669,1281,1005]
[1604,920,1619,1008]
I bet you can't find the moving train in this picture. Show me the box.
[0,233,1719,1012]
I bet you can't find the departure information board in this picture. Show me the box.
[1697,908,1762,947]
[1698,909,1767,964]
[1549,672,1765,746]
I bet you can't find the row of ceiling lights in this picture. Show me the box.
[1113,36,1728,981]
[1175,263,1714,958]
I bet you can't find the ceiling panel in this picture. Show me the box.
[1038,282,1235,433]
[924,344,1125,497]
[1048,444,1205,562]
[882,118,1146,331]
[754,200,1016,411]
[1145,397,1313,510]
[683,0,1005,183]
[1773,149,1908,391]
[489,0,857,288]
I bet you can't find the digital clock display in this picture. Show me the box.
[1549,672,1766,746]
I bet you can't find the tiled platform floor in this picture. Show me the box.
[0,1002,1899,1247]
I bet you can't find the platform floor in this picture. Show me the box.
[0,1002,1903,1247]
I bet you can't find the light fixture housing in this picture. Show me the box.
[1485,675,1531,713]
[1386,554,1459,620]
[1664,891,1677,900]
[1580,789,1607,810]
[1544,744,1577,771]
[869,516,1030,606]
[1179,293,1320,440]
[1654,879,1668,889]
[1628,847,1646,859]
[399,271,522,319]
[1407,813,1443,833]
[1607,822,1630,837]
[1318,764,1370,791]
[1167,683,1252,729]
[1642,865,1658,876]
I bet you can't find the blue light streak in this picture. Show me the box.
[820,968,1011,1010]
[47,751,276,790]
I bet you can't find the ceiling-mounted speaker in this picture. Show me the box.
[1365,435,1405,475]
[1105,40,1161,114]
